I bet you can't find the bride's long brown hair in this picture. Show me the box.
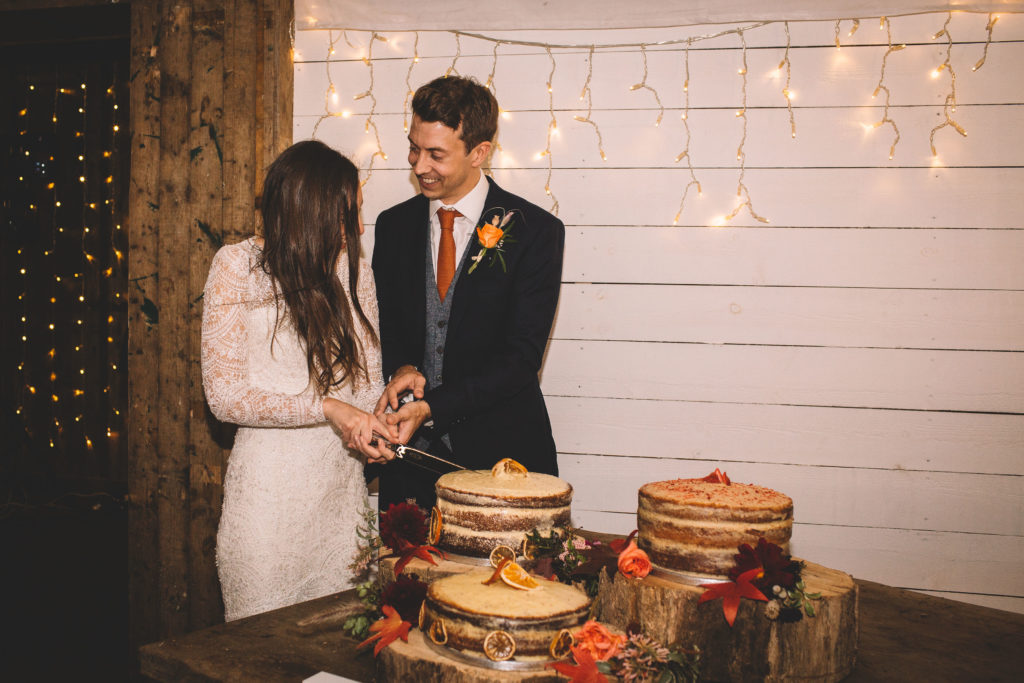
[256,140,376,394]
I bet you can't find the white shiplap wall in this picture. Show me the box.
[294,13,1024,613]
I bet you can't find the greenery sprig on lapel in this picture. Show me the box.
[468,207,519,274]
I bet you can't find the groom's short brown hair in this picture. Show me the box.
[412,76,498,154]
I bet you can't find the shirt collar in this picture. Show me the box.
[429,172,489,227]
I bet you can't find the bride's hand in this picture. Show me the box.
[323,397,399,464]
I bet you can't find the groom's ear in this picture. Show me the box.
[467,140,493,168]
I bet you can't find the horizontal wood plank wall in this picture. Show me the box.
[294,13,1024,613]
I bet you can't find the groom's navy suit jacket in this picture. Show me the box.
[371,176,564,505]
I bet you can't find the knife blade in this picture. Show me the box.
[369,437,466,474]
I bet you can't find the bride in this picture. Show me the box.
[201,140,397,621]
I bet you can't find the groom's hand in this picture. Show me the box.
[375,364,426,415]
[385,399,431,445]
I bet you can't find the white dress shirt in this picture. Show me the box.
[428,172,489,278]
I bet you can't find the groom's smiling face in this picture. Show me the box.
[408,114,490,206]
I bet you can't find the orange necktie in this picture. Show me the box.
[436,207,461,300]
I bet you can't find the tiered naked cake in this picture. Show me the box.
[595,470,858,683]
[378,567,591,681]
[432,461,573,560]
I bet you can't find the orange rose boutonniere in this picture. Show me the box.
[469,207,518,274]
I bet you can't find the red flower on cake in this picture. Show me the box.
[546,644,607,682]
[730,537,799,590]
[357,605,411,656]
[380,574,428,624]
[379,502,428,552]
[698,567,769,627]
[616,540,651,579]
[574,620,627,662]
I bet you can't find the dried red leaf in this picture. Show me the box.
[699,468,731,484]
[357,605,411,656]
[483,557,511,585]
[546,644,608,682]
[698,567,769,627]
[608,529,638,555]
[393,540,445,575]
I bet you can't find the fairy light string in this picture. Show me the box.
[672,38,702,225]
[929,12,967,157]
[573,45,607,162]
[540,46,560,216]
[725,30,769,224]
[974,13,999,71]
[402,31,420,134]
[780,21,796,139]
[870,17,905,160]
[354,32,389,186]
[629,43,664,127]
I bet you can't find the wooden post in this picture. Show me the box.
[126,0,294,661]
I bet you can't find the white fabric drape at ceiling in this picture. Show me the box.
[296,0,1024,30]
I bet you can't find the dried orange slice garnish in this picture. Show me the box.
[489,544,516,568]
[491,458,528,477]
[417,601,427,630]
[499,560,540,591]
[483,630,516,661]
[549,629,574,659]
[484,558,510,585]
[428,617,448,645]
[428,505,442,545]
[521,537,538,561]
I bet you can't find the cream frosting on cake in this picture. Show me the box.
[637,477,793,577]
[432,468,573,557]
[419,569,590,662]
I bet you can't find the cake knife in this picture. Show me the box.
[369,437,466,474]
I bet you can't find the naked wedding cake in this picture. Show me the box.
[637,473,793,577]
[430,459,573,559]
[418,568,590,663]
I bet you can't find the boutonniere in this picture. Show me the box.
[468,207,518,274]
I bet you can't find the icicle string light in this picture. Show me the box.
[835,19,843,49]
[444,32,462,77]
[484,40,506,158]
[780,21,797,139]
[402,31,420,134]
[629,44,664,127]
[355,32,389,186]
[311,30,348,137]
[870,17,904,160]
[673,38,702,225]
[974,13,999,71]
[929,13,967,157]
[725,30,769,224]
[541,46,559,216]
[573,45,607,162]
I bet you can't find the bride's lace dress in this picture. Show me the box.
[201,237,383,621]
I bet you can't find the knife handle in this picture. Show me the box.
[369,436,399,452]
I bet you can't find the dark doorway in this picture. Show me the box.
[1,4,131,680]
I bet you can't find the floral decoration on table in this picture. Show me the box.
[699,537,821,627]
[547,620,700,683]
[468,207,518,274]
[523,526,651,597]
[341,502,444,653]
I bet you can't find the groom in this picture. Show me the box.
[371,75,565,510]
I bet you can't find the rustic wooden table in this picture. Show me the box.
[140,577,1024,682]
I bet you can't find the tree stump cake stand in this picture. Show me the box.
[593,560,858,682]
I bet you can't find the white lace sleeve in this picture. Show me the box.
[343,258,386,413]
[201,243,326,427]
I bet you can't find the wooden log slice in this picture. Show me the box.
[377,628,562,683]
[379,555,485,586]
[593,560,858,682]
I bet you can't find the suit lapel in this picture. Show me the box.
[448,177,508,335]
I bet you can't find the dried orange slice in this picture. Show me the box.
[499,560,540,591]
[489,544,516,568]
[483,630,516,661]
[491,458,528,477]
[549,629,574,659]
[417,601,427,630]
[428,505,442,545]
[521,537,538,561]
[428,618,448,645]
